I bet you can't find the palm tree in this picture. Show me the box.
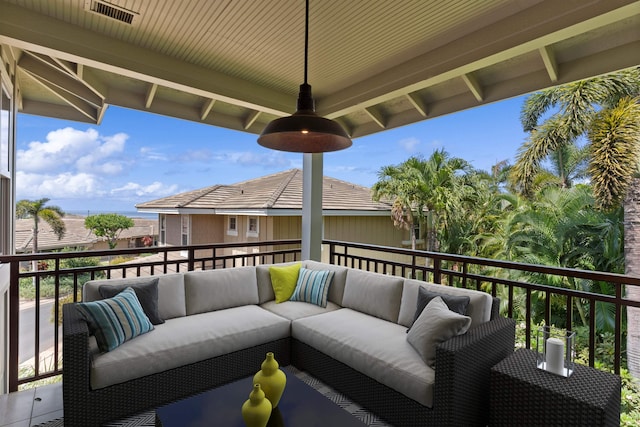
[16,198,66,268]
[372,149,472,251]
[372,162,420,249]
[625,178,640,378]
[511,67,640,209]
[511,68,640,377]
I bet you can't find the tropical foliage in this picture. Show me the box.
[372,149,476,251]
[16,198,66,256]
[372,69,640,410]
[511,67,640,211]
[84,213,135,249]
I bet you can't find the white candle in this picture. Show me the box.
[546,337,565,375]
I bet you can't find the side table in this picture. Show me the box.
[490,349,620,426]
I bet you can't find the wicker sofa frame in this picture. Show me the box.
[292,317,515,426]
[63,304,291,427]
[63,292,515,427]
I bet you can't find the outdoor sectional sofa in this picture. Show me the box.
[62,260,515,427]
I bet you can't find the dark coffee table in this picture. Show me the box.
[155,369,369,426]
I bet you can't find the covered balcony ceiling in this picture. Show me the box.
[1,0,639,139]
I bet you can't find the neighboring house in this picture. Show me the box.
[15,216,158,253]
[136,169,411,258]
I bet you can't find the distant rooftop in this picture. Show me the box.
[15,216,157,252]
[136,169,392,215]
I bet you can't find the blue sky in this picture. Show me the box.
[15,95,529,213]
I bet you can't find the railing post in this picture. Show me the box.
[433,258,441,284]
[188,247,195,271]
[615,283,622,374]
[329,242,335,265]
[8,260,19,392]
[411,255,416,279]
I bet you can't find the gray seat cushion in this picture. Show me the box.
[90,305,290,389]
[260,300,342,321]
[292,308,435,407]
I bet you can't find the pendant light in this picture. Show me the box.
[258,0,352,153]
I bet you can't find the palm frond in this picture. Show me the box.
[40,209,66,240]
[588,96,640,210]
[511,115,574,196]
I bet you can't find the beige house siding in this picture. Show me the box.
[164,215,182,246]
[161,214,405,253]
[324,216,405,247]
[191,215,224,245]
[179,214,408,264]
[273,216,302,240]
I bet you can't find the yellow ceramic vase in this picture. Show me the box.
[253,352,287,407]
[241,383,272,427]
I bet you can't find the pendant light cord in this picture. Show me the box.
[304,0,309,85]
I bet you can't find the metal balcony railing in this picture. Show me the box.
[3,239,640,391]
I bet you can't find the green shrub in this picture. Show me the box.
[110,255,136,265]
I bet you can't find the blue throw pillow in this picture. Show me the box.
[289,268,335,307]
[76,287,154,352]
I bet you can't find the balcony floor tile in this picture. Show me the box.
[0,383,62,427]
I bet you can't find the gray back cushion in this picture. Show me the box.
[342,269,404,323]
[398,279,493,328]
[303,260,348,306]
[83,273,186,319]
[184,266,259,315]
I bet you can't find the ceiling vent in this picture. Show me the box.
[85,0,138,25]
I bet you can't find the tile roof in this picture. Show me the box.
[15,216,158,252]
[136,169,392,213]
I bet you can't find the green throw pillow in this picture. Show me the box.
[76,287,154,353]
[269,263,302,303]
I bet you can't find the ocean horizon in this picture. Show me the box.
[66,210,158,219]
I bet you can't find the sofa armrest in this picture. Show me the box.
[63,303,92,398]
[434,316,515,426]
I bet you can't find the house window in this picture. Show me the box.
[159,215,166,245]
[181,215,190,245]
[247,216,259,238]
[227,216,238,236]
[413,222,421,240]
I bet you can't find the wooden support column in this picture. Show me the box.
[302,153,323,261]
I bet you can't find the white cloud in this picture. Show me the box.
[398,137,420,152]
[140,146,168,161]
[178,149,214,162]
[17,127,129,175]
[16,171,102,199]
[111,181,178,198]
[225,151,290,168]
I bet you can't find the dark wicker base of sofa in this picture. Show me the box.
[291,316,516,427]
[292,338,436,426]
[63,334,290,427]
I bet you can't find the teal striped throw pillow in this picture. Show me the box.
[289,268,335,307]
[76,287,154,352]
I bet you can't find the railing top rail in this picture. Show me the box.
[0,239,302,263]
[323,239,640,286]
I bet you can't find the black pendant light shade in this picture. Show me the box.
[258,0,352,153]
